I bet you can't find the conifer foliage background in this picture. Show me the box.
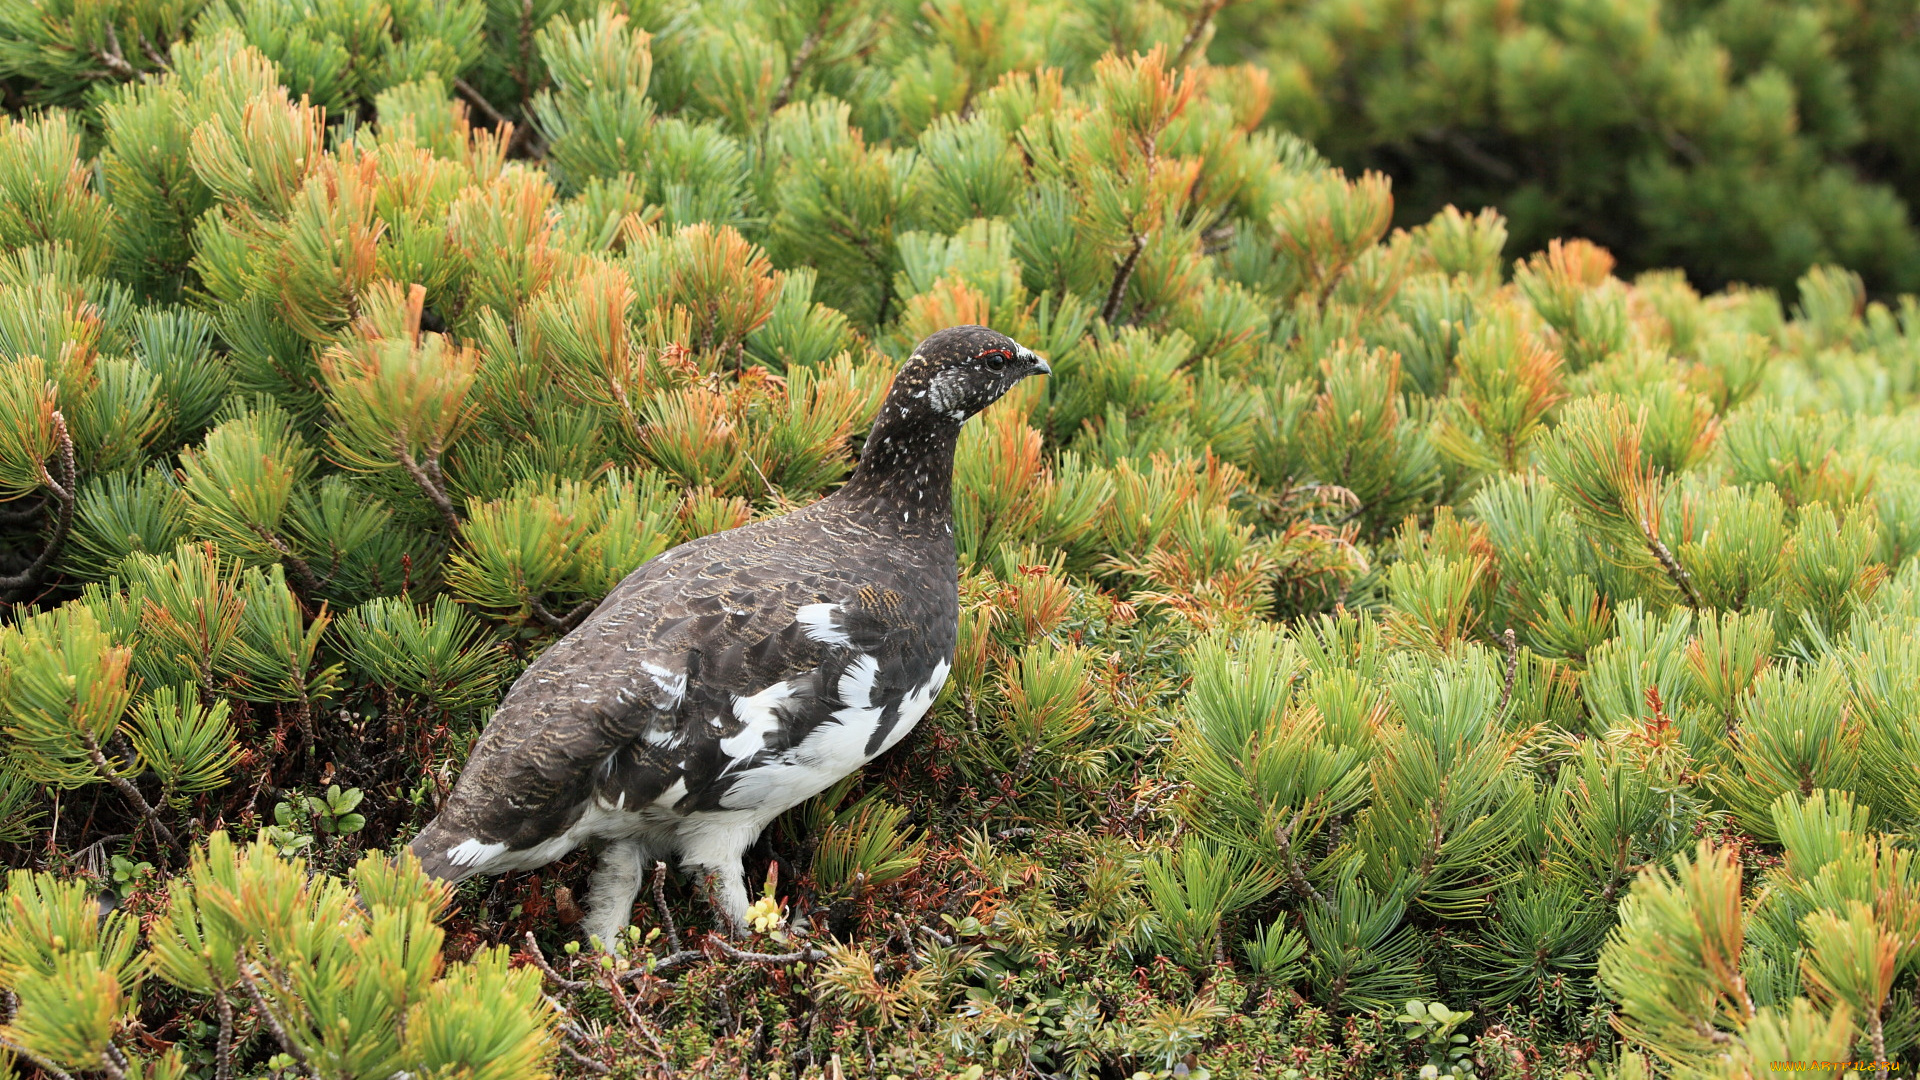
[1,0,1919,1077]
[1222,0,1920,296]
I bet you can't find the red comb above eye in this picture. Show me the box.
[979,348,1014,362]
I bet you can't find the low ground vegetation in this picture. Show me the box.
[1,1,1919,1077]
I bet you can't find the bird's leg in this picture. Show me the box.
[681,824,754,938]
[581,839,649,952]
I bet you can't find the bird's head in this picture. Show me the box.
[883,325,1051,425]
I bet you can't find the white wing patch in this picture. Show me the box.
[795,603,853,647]
[837,654,880,712]
[718,653,944,817]
[652,777,688,809]
[882,659,950,756]
[445,838,507,868]
[720,680,798,764]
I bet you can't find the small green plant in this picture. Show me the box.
[261,785,365,856]
[108,854,154,899]
[261,799,314,856]
[305,783,367,836]
[1395,999,1478,1080]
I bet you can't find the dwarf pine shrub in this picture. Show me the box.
[0,0,1919,1078]
[1225,0,1920,296]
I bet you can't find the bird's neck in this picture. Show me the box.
[832,408,961,529]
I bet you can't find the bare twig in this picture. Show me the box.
[699,869,748,939]
[709,935,827,965]
[522,931,592,991]
[558,1041,611,1075]
[741,449,779,501]
[623,948,706,978]
[650,860,681,953]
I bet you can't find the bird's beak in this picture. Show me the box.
[1018,345,1050,375]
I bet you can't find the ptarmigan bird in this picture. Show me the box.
[410,326,1049,946]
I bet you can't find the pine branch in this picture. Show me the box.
[1600,836,1633,901]
[235,956,319,1079]
[1412,797,1446,882]
[83,733,186,861]
[95,23,139,81]
[1417,127,1519,184]
[248,523,325,600]
[1495,627,1519,717]
[770,6,833,115]
[0,411,77,597]
[1273,809,1330,910]
[0,495,44,524]
[398,447,463,535]
[1639,516,1702,608]
[0,1033,79,1080]
[214,989,236,1080]
[1172,0,1231,68]
[531,597,596,633]
[100,1042,134,1080]
[1101,233,1147,325]
[453,77,511,130]
[138,32,170,71]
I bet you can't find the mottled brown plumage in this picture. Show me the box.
[409,325,1048,943]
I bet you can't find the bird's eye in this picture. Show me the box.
[980,348,1013,369]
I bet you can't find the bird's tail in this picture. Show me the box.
[407,819,492,883]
